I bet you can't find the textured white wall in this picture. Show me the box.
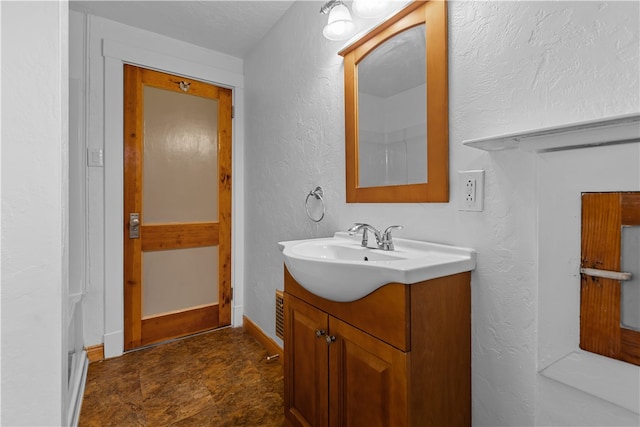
[244,1,639,426]
[1,2,69,425]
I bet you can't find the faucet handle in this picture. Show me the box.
[348,222,365,233]
[348,223,373,247]
[382,225,403,239]
[380,225,403,250]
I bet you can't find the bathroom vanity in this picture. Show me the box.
[283,268,471,426]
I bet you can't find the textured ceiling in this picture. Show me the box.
[69,1,296,58]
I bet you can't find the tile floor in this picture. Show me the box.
[79,327,284,426]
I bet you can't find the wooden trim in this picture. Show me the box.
[621,328,640,366]
[344,51,357,203]
[123,64,144,350]
[141,222,219,251]
[242,315,284,364]
[424,0,449,202]
[141,304,220,347]
[140,67,220,99]
[217,87,233,327]
[85,344,105,363]
[622,192,640,224]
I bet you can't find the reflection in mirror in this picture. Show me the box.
[358,24,427,187]
[621,225,640,331]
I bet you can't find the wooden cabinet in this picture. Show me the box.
[284,267,471,427]
[327,315,408,426]
[285,293,329,426]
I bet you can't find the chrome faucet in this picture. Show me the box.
[347,223,381,248]
[347,223,403,251]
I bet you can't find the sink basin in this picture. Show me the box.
[278,232,476,302]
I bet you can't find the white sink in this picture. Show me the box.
[278,232,476,302]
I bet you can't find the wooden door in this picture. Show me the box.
[328,317,408,427]
[284,294,329,427]
[123,65,232,350]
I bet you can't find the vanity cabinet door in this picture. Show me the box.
[328,316,409,427]
[285,294,329,427]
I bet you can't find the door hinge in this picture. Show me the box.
[231,106,235,119]
[230,287,234,300]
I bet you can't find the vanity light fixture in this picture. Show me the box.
[320,0,357,41]
[352,0,391,19]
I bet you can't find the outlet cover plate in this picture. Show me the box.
[458,170,484,211]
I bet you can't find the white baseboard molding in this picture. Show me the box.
[233,304,244,327]
[103,330,123,359]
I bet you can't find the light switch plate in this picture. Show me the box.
[87,148,104,167]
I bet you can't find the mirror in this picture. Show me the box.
[357,24,426,187]
[339,1,448,203]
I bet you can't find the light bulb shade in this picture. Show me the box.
[352,0,390,19]
[323,4,357,41]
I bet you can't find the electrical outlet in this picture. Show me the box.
[458,170,484,211]
[465,178,476,205]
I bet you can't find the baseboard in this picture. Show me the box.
[233,304,244,327]
[242,315,283,364]
[103,330,123,359]
[85,344,104,363]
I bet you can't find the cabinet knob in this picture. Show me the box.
[326,335,336,345]
[315,329,326,338]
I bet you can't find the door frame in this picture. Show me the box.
[101,38,246,358]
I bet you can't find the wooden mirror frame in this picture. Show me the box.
[339,0,448,203]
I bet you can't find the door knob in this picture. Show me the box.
[129,213,140,239]
[325,335,336,345]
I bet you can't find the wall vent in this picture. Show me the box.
[275,289,284,340]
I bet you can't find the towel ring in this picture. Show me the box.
[305,186,325,223]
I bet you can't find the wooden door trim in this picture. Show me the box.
[217,85,233,326]
[141,222,219,251]
[123,64,232,350]
[141,304,219,345]
[124,65,144,349]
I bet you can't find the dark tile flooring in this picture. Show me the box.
[79,327,284,426]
